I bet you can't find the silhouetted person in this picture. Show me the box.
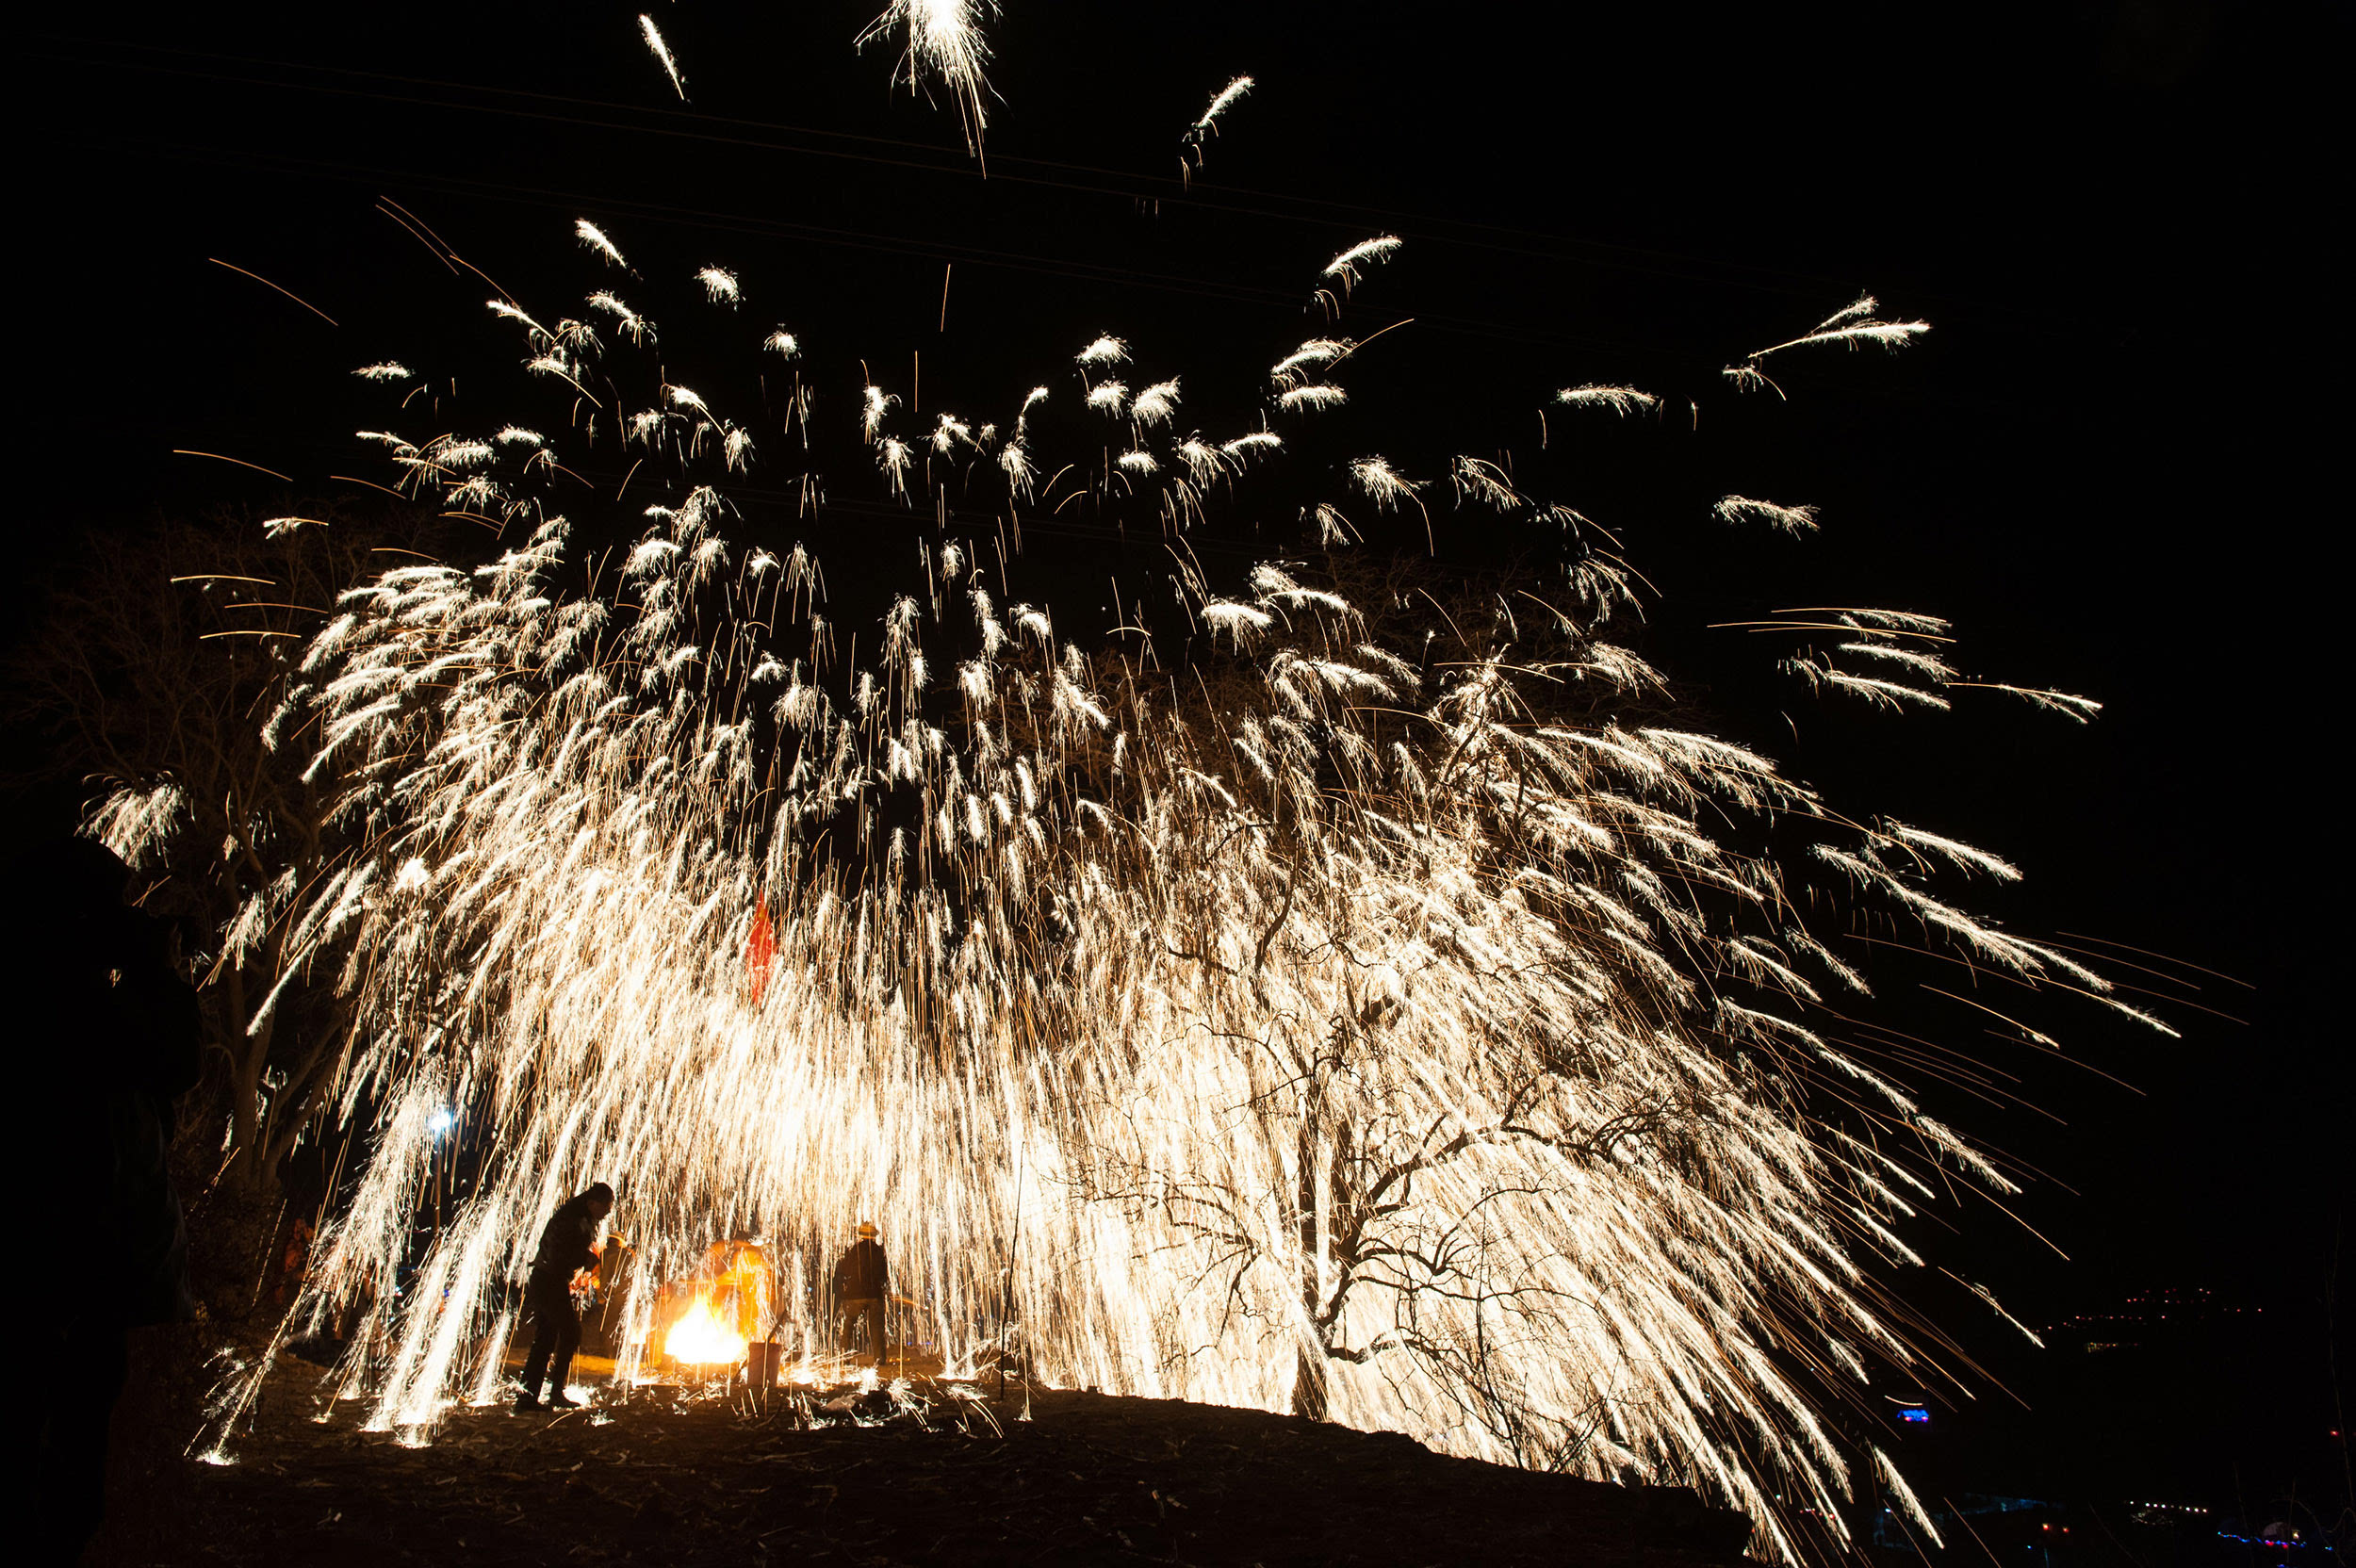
[515,1182,613,1410]
[833,1219,889,1366]
[13,832,201,1565]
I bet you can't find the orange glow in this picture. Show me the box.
[663,1294,747,1364]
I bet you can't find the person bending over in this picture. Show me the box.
[515,1182,614,1410]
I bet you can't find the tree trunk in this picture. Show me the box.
[1294,1118,1329,1420]
[1292,1345,1330,1420]
[226,1059,263,1190]
[221,957,281,1194]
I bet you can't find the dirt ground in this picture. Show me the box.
[86,1346,1756,1567]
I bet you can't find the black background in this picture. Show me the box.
[16,0,2346,1527]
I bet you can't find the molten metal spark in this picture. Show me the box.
[148,210,2138,1567]
[859,0,997,155]
[638,14,687,100]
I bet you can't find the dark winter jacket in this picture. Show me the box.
[529,1193,604,1285]
[8,836,203,1328]
[833,1238,888,1300]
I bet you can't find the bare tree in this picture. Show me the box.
[9,502,448,1204]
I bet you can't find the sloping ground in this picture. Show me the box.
[90,1352,1755,1567]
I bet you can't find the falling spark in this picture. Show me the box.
[1195,74,1254,130]
[1014,384,1049,441]
[1451,456,1521,511]
[588,291,654,347]
[1132,379,1182,427]
[1554,384,1660,416]
[998,440,1034,496]
[352,363,413,383]
[862,385,899,442]
[208,258,339,326]
[1715,496,1822,535]
[1317,237,1402,316]
[1270,337,1354,389]
[877,434,912,495]
[1322,237,1402,290]
[639,14,688,100]
[1881,823,2021,882]
[1277,384,1348,412]
[575,220,629,270]
[1182,75,1255,185]
[696,268,741,306]
[1348,455,1420,508]
[1726,296,1932,398]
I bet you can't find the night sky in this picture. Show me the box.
[18,0,2344,1509]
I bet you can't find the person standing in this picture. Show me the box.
[17,832,201,1565]
[515,1182,613,1410]
[832,1219,889,1367]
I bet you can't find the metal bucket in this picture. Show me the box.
[745,1340,783,1389]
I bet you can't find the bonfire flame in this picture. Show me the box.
[663,1294,746,1365]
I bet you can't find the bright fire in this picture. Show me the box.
[663,1295,746,1365]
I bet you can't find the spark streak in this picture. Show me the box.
[639,15,687,100]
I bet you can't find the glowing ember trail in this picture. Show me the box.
[140,211,2157,1564]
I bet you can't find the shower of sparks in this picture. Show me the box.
[859,0,998,155]
[135,214,2155,1565]
[638,14,688,101]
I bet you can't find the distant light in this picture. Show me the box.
[428,1108,456,1135]
[1899,1407,1930,1424]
